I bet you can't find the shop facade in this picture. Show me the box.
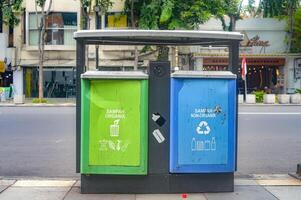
[0,29,15,101]
[196,18,301,94]
[23,66,76,98]
[8,0,81,100]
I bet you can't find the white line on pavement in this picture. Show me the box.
[239,112,301,115]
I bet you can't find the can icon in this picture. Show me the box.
[110,119,120,137]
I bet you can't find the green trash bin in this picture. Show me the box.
[81,71,148,175]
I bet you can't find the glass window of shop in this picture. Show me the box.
[23,67,76,98]
[203,65,283,94]
[28,12,77,46]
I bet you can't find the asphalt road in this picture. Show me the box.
[0,105,300,177]
[237,105,301,175]
[0,107,76,178]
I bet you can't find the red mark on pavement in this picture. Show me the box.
[181,193,188,199]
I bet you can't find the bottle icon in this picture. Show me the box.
[197,140,204,151]
[211,137,216,151]
[191,138,196,151]
[204,140,211,151]
[110,119,120,137]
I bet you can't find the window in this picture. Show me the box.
[106,12,128,28]
[28,12,77,46]
[24,67,76,98]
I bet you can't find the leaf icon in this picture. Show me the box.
[121,141,129,152]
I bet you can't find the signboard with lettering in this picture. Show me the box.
[170,74,236,173]
[81,78,148,175]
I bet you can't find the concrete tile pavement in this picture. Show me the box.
[0,186,70,200]
[205,186,278,200]
[265,186,301,200]
[65,187,136,200]
[0,179,16,193]
[1,176,301,200]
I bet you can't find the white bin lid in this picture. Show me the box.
[171,71,236,79]
[81,71,148,79]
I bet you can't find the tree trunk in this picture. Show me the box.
[38,55,44,99]
[131,0,138,70]
[219,16,227,31]
[229,15,236,31]
[38,16,45,99]
[157,46,169,61]
[37,0,52,101]
[287,6,294,53]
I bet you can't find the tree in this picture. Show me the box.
[291,7,301,53]
[216,0,243,31]
[0,0,23,29]
[129,0,223,30]
[34,0,53,100]
[80,0,112,71]
[80,0,112,30]
[124,0,224,60]
[259,0,300,52]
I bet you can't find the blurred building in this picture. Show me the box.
[196,18,301,94]
[1,0,300,101]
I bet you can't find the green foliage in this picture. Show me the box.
[216,0,243,31]
[36,0,47,7]
[123,0,228,60]
[291,7,301,53]
[138,1,161,29]
[260,0,300,53]
[125,0,225,30]
[252,90,265,103]
[81,0,91,8]
[80,0,113,29]
[32,98,48,103]
[295,88,301,94]
[80,0,112,13]
[260,0,299,18]
[0,0,23,26]
[160,0,174,24]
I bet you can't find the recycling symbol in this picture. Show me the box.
[196,121,211,135]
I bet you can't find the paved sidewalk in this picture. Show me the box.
[1,98,300,107]
[0,174,301,200]
[0,98,76,107]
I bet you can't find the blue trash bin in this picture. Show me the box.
[170,71,237,173]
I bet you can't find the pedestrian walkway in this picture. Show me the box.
[0,174,300,200]
[0,98,76,107]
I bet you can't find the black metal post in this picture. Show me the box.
[229,40,240,171]
[148,61,170,174]
[76,39,85,173]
